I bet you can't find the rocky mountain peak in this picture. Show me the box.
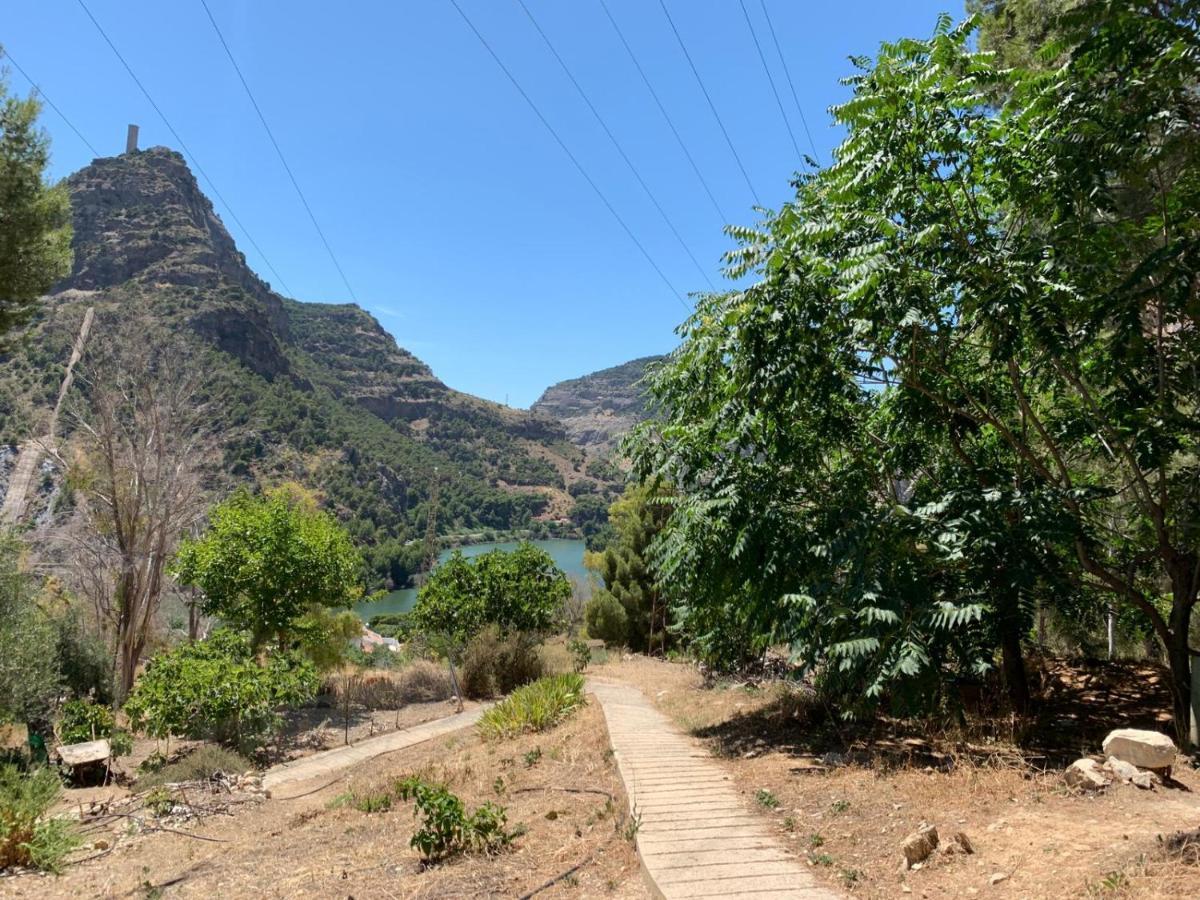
[60,146,275,304]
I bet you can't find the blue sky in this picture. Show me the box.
[6,0,953,407]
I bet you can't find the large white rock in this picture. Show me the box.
[1064,758,1110,792]
[1102,729,1177,769]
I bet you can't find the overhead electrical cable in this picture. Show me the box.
[758,0,821,164]
[737,0,801,161]
[597,0,727,227]
[514,0,714,291]
[198,0,359,303]
[1,47,101,157]
[74,0,294,297]
[657,0,761,207]
[446,0,688,311]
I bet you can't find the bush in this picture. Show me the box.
[57,699,114,746]
[477,674,585,740]
[459,627,544,700]
[584,592,627,646]
[395,776,512,861]
[135,745,252,791]
[124,630,319,750]
[0,765,80,872]
[321,660,452,710]
[567,638,591,674]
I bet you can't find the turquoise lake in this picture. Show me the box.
[353,537,590,623]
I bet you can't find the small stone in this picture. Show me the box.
[1105,757,1140,783]
[901,823,939,869]
[943,831,975,855]
[1064,758,1110,792]
[1131,770,1154,790]
[1102,728,1177,770]
[990,872,1008,885]
[92,839,110,851]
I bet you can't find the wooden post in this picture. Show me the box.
[125,124,139,154]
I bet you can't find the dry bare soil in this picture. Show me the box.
[1,701,646,899]
[601,655,1200,899]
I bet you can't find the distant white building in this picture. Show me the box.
[353,627,402,654]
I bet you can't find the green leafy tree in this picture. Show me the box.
[633,4,1200,732]
[411,543,569,707]
[0,535,61,731]
[411,543,569,646]
[0,61,72,341]
[584,483,672,654]
[583,592,627,646]
[172,488,365,650]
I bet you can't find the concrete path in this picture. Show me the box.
[263,705,484,794]
[589,679,839,900]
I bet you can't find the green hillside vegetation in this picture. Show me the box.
[0,148,607,589]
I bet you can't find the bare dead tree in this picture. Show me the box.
[53,316,216,701]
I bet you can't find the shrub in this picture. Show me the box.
[477,674,585,740]
[567,638,591,674]
[57,699,114,745]
[0,765,80,872]
[583,592,627,646]
[395,776,512,861]
[135,745,252,791]
[321,661,452,710]
[460,627,544,700]
[124,630,318,750]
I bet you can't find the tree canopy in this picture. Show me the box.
[172,487,365,650]
[632,3,1200,733]
[0,63,72,341]
[410,543,569,647]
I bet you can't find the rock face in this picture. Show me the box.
[2,146,604,576]
[1102,728,1177,770]
[531,355,663,451]
[1064,758,1111,792]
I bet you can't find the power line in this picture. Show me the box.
[1,47,101,158]
[657,0,761,208]
[598,0,726,227]
[73,0,294,297]
[514,0,714,291]
[759,0,821,165]
[738,0,801,162]
[198,0,359,303]
[446,0,687,310]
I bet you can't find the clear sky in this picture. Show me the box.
[5,0,954,407]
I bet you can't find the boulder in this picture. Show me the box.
[901,824,939,869]
[1102,729,1176,770]
[1064,758,1110,792]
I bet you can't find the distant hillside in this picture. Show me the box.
[0,147,600,588]
[531,356,662,452]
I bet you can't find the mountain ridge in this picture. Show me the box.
[531,355,663,452]
[0,146,599,587]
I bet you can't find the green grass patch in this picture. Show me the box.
[477,674,586,740]
[0,765,80,873]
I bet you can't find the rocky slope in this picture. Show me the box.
[0,146,595,587]
[531,355,662,452]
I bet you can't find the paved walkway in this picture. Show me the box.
[589,679,839,900]
[263,705,485,794]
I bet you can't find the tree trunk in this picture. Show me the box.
[1166,574,1196,747]
[999,618,1030,715]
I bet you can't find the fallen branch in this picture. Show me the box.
[518,856,594,900]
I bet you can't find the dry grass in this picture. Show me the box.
[322,660,453,710]
[4,699,648,898]
[597,654,1200,899]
